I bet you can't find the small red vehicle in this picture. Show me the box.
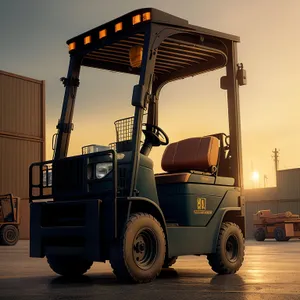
[253,209,300,242]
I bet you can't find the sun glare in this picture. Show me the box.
[251,171,260,182]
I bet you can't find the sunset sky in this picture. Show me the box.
[1,0,300,189]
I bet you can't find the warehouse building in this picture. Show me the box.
[245,168,300,239]
[0,70,45,239]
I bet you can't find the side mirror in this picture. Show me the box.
[131,84,146,108]
[237,64,247,86]
[220,76,228,90]
[220,63,247,90]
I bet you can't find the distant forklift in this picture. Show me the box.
[0,194,20,246]
[29,8,247,283]
[254,209,300,241]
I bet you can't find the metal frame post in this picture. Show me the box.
[129,25,157,197]
[226,41,244,191]
[54,55,82,160]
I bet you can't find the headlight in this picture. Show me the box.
[95,162,113,179]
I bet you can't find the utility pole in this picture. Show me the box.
[272,148,279,186]
[264,174,268,188]
[272,148,279,171]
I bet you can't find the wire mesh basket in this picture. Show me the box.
[109,142,117,151]
[114,116,134,142]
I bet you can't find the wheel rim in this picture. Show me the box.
[5,228,16,243]
[225,235,239,263]
[133,228,158,270]
[276,229,284,240]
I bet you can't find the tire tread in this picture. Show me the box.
[47,256,93,277]
[110,212,165,283]
[0,225,19,246]
[207,222,245,275]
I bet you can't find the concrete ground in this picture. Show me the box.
[0,240,300,300]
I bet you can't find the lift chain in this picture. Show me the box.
[60,77,80,87]
[56,122,74,133]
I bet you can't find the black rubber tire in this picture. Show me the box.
[207,222,245,275]
[274,227,290,242]
[46,255,93,277]
[254,227,266,241]
[110,212,166,283]
[163,256,178,268]
[0,225,19,246]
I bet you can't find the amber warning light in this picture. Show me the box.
[68,12,151,52]
[84,36,91,45]
[115,22,123,32]
[68,42,76,51]
[132,15,142,25]
[99,29,107,39]
[143,12,151,21]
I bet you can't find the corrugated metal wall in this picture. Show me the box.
[0,70,45,239]
[277,169,300,200]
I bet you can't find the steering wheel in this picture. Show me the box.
[142,123,169,146]
[225,134,230,148]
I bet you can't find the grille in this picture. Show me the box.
[41,202,86,227]
[53,158,85,197]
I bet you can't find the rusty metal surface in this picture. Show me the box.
[254,209,300,221]
[19,199,29,239]
[0,70,45,140]
[0,136,42,199]
[0,70,45,239]
[245,199,300,239]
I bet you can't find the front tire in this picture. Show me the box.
[207,222,245,275]
[46,255,93,277]
[254,227,266,241]
[110,212,166,283]
[274,227,290,241]
[0,225,19,246]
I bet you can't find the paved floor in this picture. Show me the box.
[0,240,300,300]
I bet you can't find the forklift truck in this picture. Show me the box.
[29,8,246,283]
[0,194,20,246]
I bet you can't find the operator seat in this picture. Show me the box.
[155,136,220,184]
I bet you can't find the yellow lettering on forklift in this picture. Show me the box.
[197,198,206,210]
[194,210,213,215]
[194,198,212,214]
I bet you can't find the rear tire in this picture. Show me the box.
[0,225,19,246]
[163,256,177,268]
[110,212,166,283]
[46,255,93,277]
[274,227,290,242]
[207,222,245,275]
[254,227,266,241]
